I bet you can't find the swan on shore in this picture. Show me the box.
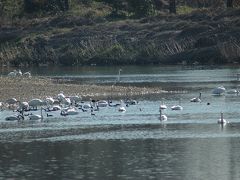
[28,99,43,110]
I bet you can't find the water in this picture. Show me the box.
[1,65,240,179]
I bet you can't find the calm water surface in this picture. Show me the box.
[1,65,240,180]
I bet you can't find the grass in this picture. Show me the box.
[177,5,195,15]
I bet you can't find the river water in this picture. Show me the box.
[1,65,240,180]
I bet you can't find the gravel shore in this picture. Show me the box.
[0,76,168,102]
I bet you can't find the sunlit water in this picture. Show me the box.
[1,65,240,180]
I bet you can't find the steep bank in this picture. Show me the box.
[0,8,240,66]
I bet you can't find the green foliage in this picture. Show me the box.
[177,5,194,14]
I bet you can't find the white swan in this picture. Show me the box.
[217,112,229,125]
[118,100,126,112]
[5,114,24,121]
[7,70,17,77]
[6,98,18,105]
[97,100,108,107]
[28,98,43,110]
[190,92,201,102]
[227,89,238,94]
[171,99,183,110]
[171,105,183,110]
[61,107,79,115]
[212,86,226,95]
[160,99,167,109]
[23,71,31,78]
[159,109,167,121]
[29,107,43,120]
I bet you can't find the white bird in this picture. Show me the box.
[118,100,126,112]
[171,105,183,110]
[190,93,202,102]
[6,98,18,105]
[57,92,65,101]
[5,114,24,121]
[227,89,238,94]
[28,99,43,110]
[97,100,108,107]
[16,70,22,76]
[23,71,31,78]
[212,86,226,95]
[159,109,167,121]
[7,70,17,77]
[160,99,167,109]
[61,107,79,115]
[29,107,43,120]
[69,95,82,104]
[171,99,183,110]
[217,112,228,125]
[19,101,29,111]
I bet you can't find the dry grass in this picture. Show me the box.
[0,76,168,102]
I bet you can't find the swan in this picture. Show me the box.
[18,101,29,111]
[28,107,43,120]
[16,69,22,76]
[28,98,43,110]
[212,86,226,95]
[97,100,108,107]
[57,92,65,101]
[118,100,126,112]
[217,112,229,125]
[159,109,167,121]
[61,107,79,115]
[171,105,183,110]
[227,89,238,94]
[23,71,31,78]
[190,93,201,102]
[171,99,183,110]
[6,98,18,105]
[5,114,24,121]
[7,70,17,77]
[160,99,167,109]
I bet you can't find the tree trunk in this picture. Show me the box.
[169,0,176,14]
[227,0,233,7]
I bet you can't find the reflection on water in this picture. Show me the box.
[1,65,240,179]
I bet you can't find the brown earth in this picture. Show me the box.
[0,76,172,102]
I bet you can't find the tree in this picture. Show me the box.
[227,0,233,7]
[169,0,176,14]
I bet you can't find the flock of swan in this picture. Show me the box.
[7,69,31,78]
[0,84,233,125]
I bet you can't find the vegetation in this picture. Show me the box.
[0,0,240,66]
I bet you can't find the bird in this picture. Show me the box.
[117,69,122,82]
[159,109,167,121]
[217,112,229,125]
[5,114,24,121]
[23,71,31,78]
[118,100,126,112]
[212,86,226,95]
[28,98,43,110]
[190,92,202,102]
[160,99,167,109]
[171,99,183,110]
[7,70,17,77]
[28,107,43,120]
